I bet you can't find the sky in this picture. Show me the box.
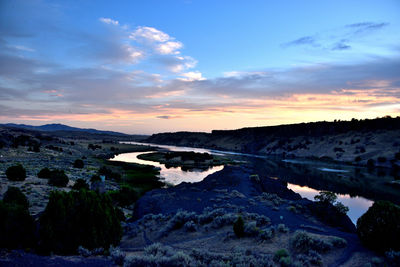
[0,0,399,134]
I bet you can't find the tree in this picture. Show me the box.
[233,216,245,238]
[3,187,29,209]
[314,191,348,215]
[38,190,122,255]
[73,159,84,169]
[357,201,400,252]
[38,167,51,179]
[72,178,89,191]
[6,164,27,181]
[0,189,35,249]
[48,170,69,187]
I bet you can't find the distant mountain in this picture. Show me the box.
[1,123,128,136]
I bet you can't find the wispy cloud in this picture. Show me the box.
[99,17,119,25]
[332,40,351,51]
[345,22,389,34]
[282,36,317,47]
[282,21,389,52]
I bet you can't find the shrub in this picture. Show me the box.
[38,190,122,255]
[367,159,375,168]
[158,210,197,237]
[38,167,51,179]
[73,159,84,169]
[385,250,400,266]
[334,202,349,215]
[99,166,121,181]
[72,178,89,190]
[6,164,26,181]
[3,186,29,209]
[0,201,35,249]
[314,191,349,215]
[184,221,197,232]
[278,223,289,233]
[279,256,292,267]
[110,246,126,265]
[314,191,337,204]
[259,226,275,240]
[290,231,334,253]
[233,216,245,238]
[108,185,139,207]
[48,169,69,187]
[273,249,289,262]
[377,157,387,163]
[90,175,102,183]
[357,200,400,252]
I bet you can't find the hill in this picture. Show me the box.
[1,123,128,136]
[146,116,400,166]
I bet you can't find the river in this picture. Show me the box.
[108,141,397,224]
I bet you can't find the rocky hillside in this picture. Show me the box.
[146,117,400,167]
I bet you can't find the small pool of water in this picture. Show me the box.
[110,151,224,185]
[287,183,373,224]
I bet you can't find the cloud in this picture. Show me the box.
[282,21,389,52]
[178,71,205,81]
[346,22,389,34]
[130,26,170,43]
[332,40,351,51]
[12,45,35,52]
[0,3,397,130]
[99,17,119,25]
[156,41,183,55]
[282,36,317,47]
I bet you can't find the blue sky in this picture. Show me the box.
[0,0,399,133]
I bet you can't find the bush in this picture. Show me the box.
[0,201,35,249]
[38,167,51,179]
[90,175,102,183]
[108,185,139,207]
[314,191,349,215]
[3,186,29,209]
[357,200,400,252]
[38,190,122,254]
[290,231,343,253]
[279,256,292,267]
[73,159,84,169]
[367,159,375,168]
[98,166,121,181]
[274,249,289,262]
[377,157,386,163]
[48,169,69,187]
[6,164,26,181]
[233,216,245,238]
[72,178,89,191]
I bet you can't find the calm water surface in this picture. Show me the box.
[113,142,383,223]
[110,151,224,185]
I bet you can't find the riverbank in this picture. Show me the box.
[145,117,400,170]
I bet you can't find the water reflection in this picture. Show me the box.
[115,141,400,223]
[110,151,224,185]
[287,183,373,224]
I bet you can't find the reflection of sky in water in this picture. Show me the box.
[114,142,375,224]
[287,183,373,224]
[110,151,224,185]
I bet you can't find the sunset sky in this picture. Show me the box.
[1,0,399,134]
